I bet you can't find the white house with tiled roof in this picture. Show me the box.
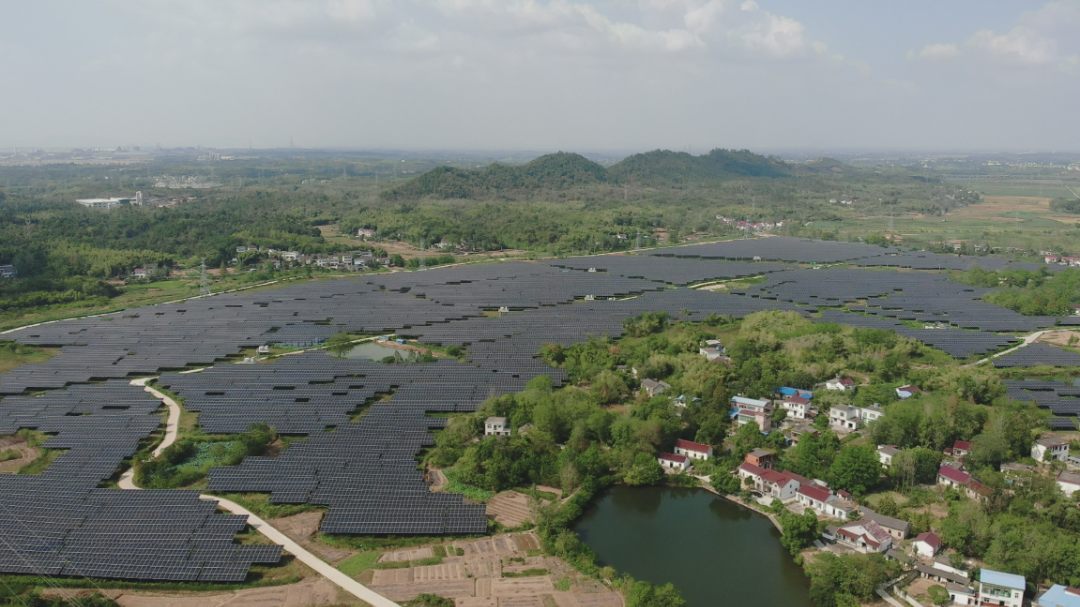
[673,439,713,461]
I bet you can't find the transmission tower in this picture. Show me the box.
[200,259,210,296]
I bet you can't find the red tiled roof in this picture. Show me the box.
[784,396,811,405]
[915,532,942,549]
[675,439,711,454]
[760,470,793,488]
[938,465,971,484]
[738,462,766,476]
[953,440,972,451]
[659,452,687,463]
[839,519,891,547]
[798,484,833,503]
[781,471,811,487]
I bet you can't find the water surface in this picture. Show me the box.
[574,486,813,607]
[345,342,398,360]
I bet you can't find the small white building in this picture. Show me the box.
[1033,437,1070,463]
[835,519,892,553]
[913,531,943,558]
[357,228,376,238]
[779,395,812,419]
[978,569,1025,607]
[673,439,713,461]
[641,379,671,398]
[658,452,690,472]
[1037,585,1080,607]
[485,417,510,437]
[699,346,726,362]
[830,405,861,431]
[1058,470,1080,497]
[731,395,770,413]
[858,404,884,424]
[877,445,900,467]
[825,377,855,391]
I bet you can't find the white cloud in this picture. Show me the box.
[964,1,1079,71]
[917,43,958,61]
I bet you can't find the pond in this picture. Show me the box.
[344,342,399,360]
[573,486,813,607]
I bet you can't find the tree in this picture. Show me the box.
[806,552,902,607]
[390,253,405,267]
[927,585,950,606]
[828,444,882,496]
[966,433,1008,472]
[624,452,664,486]
[590,370,629,405]
[779,510,819,555]
[625,580,686,607]
[324,332,355,357]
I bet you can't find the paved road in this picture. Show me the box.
[119,376,399,607]
[968,329,1049,367]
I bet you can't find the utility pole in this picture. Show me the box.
[419,239,426,270]
[200,259,210,296]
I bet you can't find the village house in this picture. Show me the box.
[736,408,771,432]
[673,438,713,461]
[484,417,510,437]
[830,405,861,431]
[744,448,775,469]
[895,385,921,399]
[952,440,972,457]
[640,379,671,398]
[785,423,818,446]
[825,377,856,391]
[736,463,808,501]
[796,484,854,520]
[357,228,376,238]
[1038,585,1080,607]
[913,531,943,558]
[778,395,813,419]
[859,507,911,540]
[877,445,900,467]
[658,452,690,472]
[132,268,148,279]
[937,465,971,489]
[1033,437,1070,462]
[949,583,977,606]
[731,395,770,413]
[979,569,1025,607]
[1058,470,1080,497]
[834,519,892,553]
[698,346,726,361]
[0,264,16,278]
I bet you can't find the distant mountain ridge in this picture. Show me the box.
[381,148,799,200]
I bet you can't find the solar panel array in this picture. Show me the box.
[0,240,1076,584]
[1005,380,1080,428]
[645,237,901,263]
[816,311,1017,358]
[993,343,1080,368]
[159,354,529,534]
[0,381,280,582]
[546,257,791,286]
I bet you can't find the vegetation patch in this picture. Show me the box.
[135,423,276,489]
[337,551,381,577]
[441,468,496,503]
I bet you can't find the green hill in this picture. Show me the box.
[381,152,608,200]
[607,149,791,185]
[382,148,795,200]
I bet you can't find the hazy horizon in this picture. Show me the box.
[2,1,1077,152]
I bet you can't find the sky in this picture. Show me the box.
[0,1,1077,153]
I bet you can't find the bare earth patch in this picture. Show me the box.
[269,511,356,564]
[1036,330,1080,348]
[0,436,39,474]
[486,491,539,528]
[366,533,623,607]
[42,577,357,607]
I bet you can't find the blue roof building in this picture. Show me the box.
[1039,585,1080,607]
[979,568,1025,607]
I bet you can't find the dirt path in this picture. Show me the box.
[119,377,400,607]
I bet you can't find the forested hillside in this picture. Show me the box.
[382,148,792,200]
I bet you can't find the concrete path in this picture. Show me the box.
[130,378,181,457]
[968,329,1049,366]
[875,584,906,607]
[119,376,399,607]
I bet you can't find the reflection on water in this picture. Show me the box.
[574,485,813,607]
